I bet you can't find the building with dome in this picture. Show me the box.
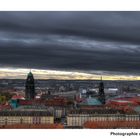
[25,71,35,100]
[79,96,102,106]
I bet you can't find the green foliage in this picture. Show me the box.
[0,96,6,104]
[0,92,15,104]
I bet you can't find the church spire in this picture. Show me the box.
[25,71,35,100]
[98,76,105,104]
[101,76,102,81]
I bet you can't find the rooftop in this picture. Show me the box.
[0,111,53,116]
[84,120,140,129]
[68,109,125,114]
[0,123,64,129]
[28,71,33,77]
[80,97,102,106]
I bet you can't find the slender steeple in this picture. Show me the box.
[101,76,102,81]
[98,76,105,104]
[25,71,35,100]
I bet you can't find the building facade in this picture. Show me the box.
[0,111,54,126]
[67,109,140,127]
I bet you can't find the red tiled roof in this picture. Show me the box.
[0,123,64,129]
[84,120,140,128]
[0,105,12,111]
[12,95,25,100]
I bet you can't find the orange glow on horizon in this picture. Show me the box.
[0,68,139,80]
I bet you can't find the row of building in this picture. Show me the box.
[0,108,140,128]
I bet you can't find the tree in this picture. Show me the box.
[0,96,6,104]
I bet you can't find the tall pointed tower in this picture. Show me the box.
[25,71,35,100]
[98,76,105,104]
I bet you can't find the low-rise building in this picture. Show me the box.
[67,109,139,127]
[0,111,54,126]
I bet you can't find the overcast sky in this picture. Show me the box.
[0,11,140,79]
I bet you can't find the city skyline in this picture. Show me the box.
[0,12,140,80]
[0,68,140,80]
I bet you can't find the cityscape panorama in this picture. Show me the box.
[1,12,140,129]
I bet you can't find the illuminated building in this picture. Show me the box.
[0,111,54,126]
[67,109,139,127]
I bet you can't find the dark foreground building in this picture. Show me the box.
[98,77,105,104]
[25,71,35,100]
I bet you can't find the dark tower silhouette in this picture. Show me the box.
[98,76,105,104]
[25,71,35,100]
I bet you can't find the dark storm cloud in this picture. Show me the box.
[0,11,140,75]
[1,11,140,43]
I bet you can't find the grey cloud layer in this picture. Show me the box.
[0,11,140,75]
